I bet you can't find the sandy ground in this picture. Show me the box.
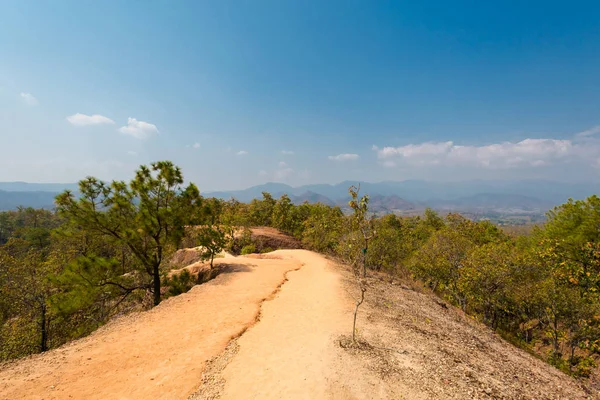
[1,249,594,400]
[190,249,351,399]
[0,256,303,400]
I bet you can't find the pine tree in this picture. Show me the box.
[55,161,201,306]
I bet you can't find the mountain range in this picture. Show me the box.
[207,180,597,213]
[0,180,598,215]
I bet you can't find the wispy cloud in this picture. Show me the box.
[192,142,200,149]
[67,113,115,126]
[576,125,600,138]
[236,150,248,156]
[275,167,294,180]
[375,137,598,169]
[328,153,359,161]
[278,161,288,167]
[281,150,295,155]
[20,92,38,106]
[127,150,137,156]
[118,118,159,139]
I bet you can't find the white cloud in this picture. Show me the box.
[576,125,600,138]
[275,168,294,180]
[118,117,159,139]
[236,150,248,156]
[67,113,115,126]
[281,150,295,155]
[278,161,288,167]
[258,170,268,177]
[192,142,200,149]
[375,138,597,169]
[328,153,359,161]
[20,92,38,106]
[127,150,137,156]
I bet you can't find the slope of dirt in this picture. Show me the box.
[249,227,302,250]
[169,247,206,269]
[0,257,302,400]
[332,268,594,400]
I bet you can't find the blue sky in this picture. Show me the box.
[1,0,600,190]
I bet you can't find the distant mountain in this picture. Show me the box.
[355,194,418,212]
[207,179,599,207]
[205,179,600,216]
[208,180,599,207]
[427,193,555,212]
[0,190,57,211]
[207,182,297,202]
[0,179,597,213]
[0,182,78,192]
[290,191,336,206]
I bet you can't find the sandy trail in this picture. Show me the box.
[0,255,304,400]
[206,250,350,399]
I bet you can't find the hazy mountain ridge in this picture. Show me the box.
[0,180,597,214]
[0,190,58,211]
[0,182,79,192]
[207,180,599,206]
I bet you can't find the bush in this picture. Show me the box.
[227,228,253,255]
[241,244,256,255]
[163,270,194,297]
[260,247,274,254]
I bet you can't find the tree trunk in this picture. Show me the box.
[40,303,48,352]
[153,263,161,306]
[362,238,368,278]
[569,341,577,372]
[352,285,366,343]
[210,252,215,269]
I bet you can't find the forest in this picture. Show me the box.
[1,161,599,379]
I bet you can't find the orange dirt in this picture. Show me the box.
[249,227,302,250]
[0,256,302,400]
[204,250,350,399]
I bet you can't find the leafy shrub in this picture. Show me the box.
[163,270,194,298]
[241,244,256,255]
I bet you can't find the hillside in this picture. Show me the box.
[0,250,590,399]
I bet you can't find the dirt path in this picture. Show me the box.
[0,256,303,400]
[190,250,350,399]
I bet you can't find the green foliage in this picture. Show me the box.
[195,198,229,268]
[227,227,253,255]
[367,215,412,275]
[300,204,344,253]
[424,208,445,231]
[163,270,194,297]
[55,161,201,306]
[248,192,276,226]
[410,228,472,308]
[241,244,256,255]
[458,242,518,327]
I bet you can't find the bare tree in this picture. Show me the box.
[347,185,376,343]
